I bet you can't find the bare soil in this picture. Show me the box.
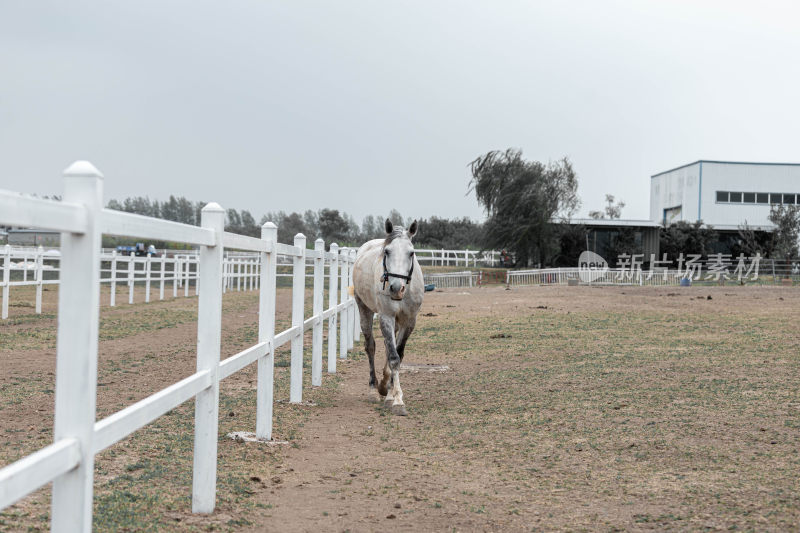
[1,283,799,531]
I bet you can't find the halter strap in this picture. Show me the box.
[381,252,414,290]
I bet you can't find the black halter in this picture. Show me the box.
[381,251,414,290]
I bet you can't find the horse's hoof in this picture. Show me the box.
[391,404,408,416]
[383,397,394,408]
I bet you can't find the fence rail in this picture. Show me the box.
[0,161,360,530]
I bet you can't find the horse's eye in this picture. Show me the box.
[385,250,390,256]
[410,251,415,257]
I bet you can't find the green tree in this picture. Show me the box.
[416,216,483,249]
[176,197,195,225]
[226,209,242,231]
[318,209,350,245]
[469,149,579,266]
[768,204,800,260]
[239,210,259,237]
[735,222,773,258]
[605,228,638,265]
[659,221,717,260]
[588,194,625,220]
[387,209,405,227]
[552,223,588,267]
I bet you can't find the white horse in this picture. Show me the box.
[353,219,424,416]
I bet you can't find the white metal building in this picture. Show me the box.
[650,160,800,230]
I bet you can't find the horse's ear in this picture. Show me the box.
[385,218,393,235]
[408,220,418,238]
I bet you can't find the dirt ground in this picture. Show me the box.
[1,283,799,531]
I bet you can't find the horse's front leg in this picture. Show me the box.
[380,316,408,416]
[388,369,406,416]
[389,323,414,416]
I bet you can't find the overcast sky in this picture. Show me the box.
[2,1,799,224]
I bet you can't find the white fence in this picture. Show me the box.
[423,270,480,288]
[0,247,267,318]
[415,248,500,267]
[0,161,360,531]
[506,268,687,286]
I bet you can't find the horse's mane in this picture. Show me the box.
[384,226,408,245]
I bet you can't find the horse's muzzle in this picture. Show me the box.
[389,284,406,300]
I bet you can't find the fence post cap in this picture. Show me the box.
[261,221,277,229]
[201,202,225,213]
[293,233,306,243]
[330,242,339,250]
[63,160,103,178]
[314,238,324,250]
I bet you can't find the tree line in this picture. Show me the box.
[105,196,483,250]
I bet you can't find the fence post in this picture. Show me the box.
[339,247,349,360]
[159,254,166,300]
[110,250,117,306]
[246,259,251,291]
[171,257,177,297]
[311,239,325,387]
[35,246,43,314]
[145,253,152,303]
[311,238,325,387]
[191,202,225,514]
[50,161,103,532]
[127,252,134,304]
[222,258,227,293]
[327,243,339,374]
[185,259,190,297]
[349,249,357,348]
[2,245,10,320]
[257,222,278,440]
[290,233,306,403]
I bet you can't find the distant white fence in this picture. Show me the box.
[423,270,479,288]
[506,268,687,286]
[0,161,360,530]
[0,247,308,319]
[415,248,501,267]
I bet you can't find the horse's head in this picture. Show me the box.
[382,218,417,300]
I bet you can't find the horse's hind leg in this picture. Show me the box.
[396,319,416,363]
[356,297,378,399]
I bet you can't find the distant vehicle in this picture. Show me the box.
[116,243,158,257]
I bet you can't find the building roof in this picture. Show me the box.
[651,160,800,179]
[711,223,774,232]
[8,229,60,234]
[566,218,662,228]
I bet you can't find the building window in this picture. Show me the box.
[715,191,798,204]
